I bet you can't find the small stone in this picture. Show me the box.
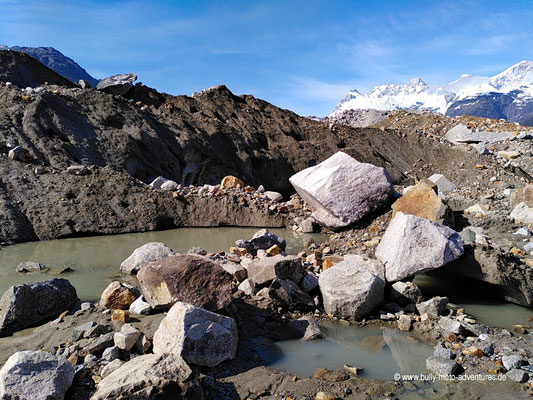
[416,297,449,319]
[502,355,525,371]
[266,244,280,256]
[315,392,335,400]
[506,368,529,383]
[343,364,363,376]
[397,315,412,331]
[111,309,130,323]
[114,323,141,351]
[129,296,152,315]
[102,346,120,362]
[237,278,256,296]
[426,356,458,376]
[434,343,453,359]
[439,317,465,335]
[463,346,483,358]
[229,247,248,256]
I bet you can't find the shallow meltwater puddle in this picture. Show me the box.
[0,227,327,301]
[259,321,433,379]
[414,275,533,330]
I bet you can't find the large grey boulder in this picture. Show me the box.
[245,254,305,286]
[289,152,394,229]
[0,351,74,400]
[96,72,137,96]
[153,302,238,367]
[318,258,384,319]
[235,229,286,254]
[0,278,78,335]
[375,212,464,282]
[90,353,202,400]
[445,124,512,144]
[120,242,175,274]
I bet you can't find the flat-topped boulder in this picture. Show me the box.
[375,212,464,282]
[96,72,137,96]
[136,254,232,311]
[245,254,305,286]
[0,278,78,336]
[289,152,394,229]
[91,353,202,399]
[153,302,238,367]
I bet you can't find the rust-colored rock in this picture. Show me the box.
[392,179,453,225]
[112,309,130,322]
[220,176,244,189]
[510,184,533,209]
[136,254,233,311]
[100,281,138,310]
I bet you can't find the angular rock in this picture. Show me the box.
[78,79,92,89]
[16,260,47,273]
[289,152,394,229]
[237,278,255,295]
[218,261,247,282]
[102,346,120,362]
[416,296,448,319]
[502,355,525,371]
[235,229,286,254]
[85,332,115,355]
[445,124,512,144]
[114,323,141,351]
[91,353,202,400]
[264,191,283,202]
[390,281,424,305]
[245,254,305,286]
[149,176,178,191]
[391,180,453,225]
[96,72,137,96]
[428,174,457,194]
[300,272,319,293]
[318,258,384,319]
[0,351,74,400]
[426,356,458,376]
[506,368,529,383]
[220,175,244,189]
[8,145,32,162]
[100,281,138,309]
[129,296,152,315]
[397,315,412,331]
[288,316,323,340]
[120,242,175,274]
[0,278,78,335]
[433,343,453,359]
[299,217,318,233]
[268,278,314,311]
[136,254,233,311]
[153,302,238,367]
[438,317,465,335]
[510,202,533,224]
[375,212,464,282]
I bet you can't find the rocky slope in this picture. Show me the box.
[0,45,99,87]
[332,60,533,126]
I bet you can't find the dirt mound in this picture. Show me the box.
[0,50,75,89]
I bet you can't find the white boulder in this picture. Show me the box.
[153,302,238,367]
[375,212,464,282]
[318,259,384,319]
[289,152,394,229]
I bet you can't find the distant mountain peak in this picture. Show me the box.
[0,45,99,87]
[331,60,533,126]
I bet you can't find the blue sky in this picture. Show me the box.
[1,0,532,116]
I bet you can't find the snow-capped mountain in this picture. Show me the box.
[332,61,533,126]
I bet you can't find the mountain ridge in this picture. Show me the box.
[332,61,533,126]
[0,45,99,87]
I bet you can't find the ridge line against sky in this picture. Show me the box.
[1,0,532,116]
